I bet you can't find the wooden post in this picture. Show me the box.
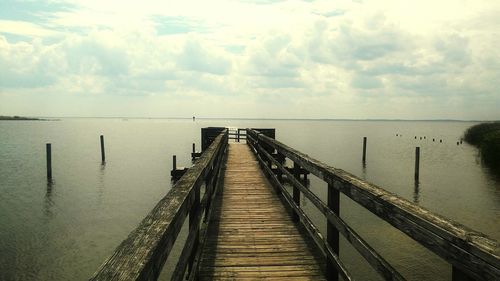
[46,143,52,180]
[327,183,340,281]
[237,130,240,142]
[204,168,213,221]
[362,137,367,162]
[192,143,195,154]
[188,183,200,276]
[292,162,301,222]
[100,135,105,162]
[277,154,283,184]
[415,147,420,181]
[173,155,177,171]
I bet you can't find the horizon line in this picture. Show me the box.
[12,115,499,122]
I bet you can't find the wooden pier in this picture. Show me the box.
[199,143,325,280]
[90,128,500,281]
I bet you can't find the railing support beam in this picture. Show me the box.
[292,162,301,222]
[327,183,340,281]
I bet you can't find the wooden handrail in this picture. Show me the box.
[90,130,228,281]
[247,128,500,281]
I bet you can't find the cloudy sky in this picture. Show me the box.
[0,0,498,119]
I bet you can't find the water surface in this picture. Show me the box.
[0,119,498,280]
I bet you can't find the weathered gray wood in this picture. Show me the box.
[292,162,301,222]
[46,143,52,179]
[327,183,340,281]
[253,148,351,281]
[187,183,200,276]
[248,129,500,281]
[199,144,326,281]
[90,131,227,281]
[187,142,228,281]
[253,138,406,281]
[170,191,202,281]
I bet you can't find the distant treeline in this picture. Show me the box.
[0,115,42,120]
[464,122,500,168]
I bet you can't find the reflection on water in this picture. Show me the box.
[361,161,367,180]
[0,119,498,281]
[44,180,55,219]
[413,181,420,204]
[97,163,106,205]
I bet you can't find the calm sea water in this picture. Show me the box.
[0,119,498,281]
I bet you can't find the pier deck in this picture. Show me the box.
[199,143,326,280]
[91,128,499,281]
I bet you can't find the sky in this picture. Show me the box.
[0,0,499,120]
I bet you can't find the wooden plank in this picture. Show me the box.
[199,143,326,280]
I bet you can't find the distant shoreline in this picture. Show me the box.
[0,116,50,121]
[15,116,497,122]
[1,115,497,122]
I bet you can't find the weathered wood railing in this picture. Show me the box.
[228,128,247,142]
[90,130,228,281]
[247,128,500,281]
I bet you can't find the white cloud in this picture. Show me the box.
[0,20,59,37]
[0,0,499,119]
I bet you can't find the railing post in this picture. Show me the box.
[292,162,301,222]
[267,151,273,174]
[276,153,284,184]
[327,182,340,281]
[173,155,177,171]
[188,182,201,277]
[204,165,213,222]
[237,129,240,142]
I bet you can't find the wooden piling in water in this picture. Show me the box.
[173,155,177,171]
[191,143,202,160]
[362,137,367,162]
[46,143,52,180]
[100,135,105,162]
[415,147,420,181]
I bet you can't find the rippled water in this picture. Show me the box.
[0,119,498,280]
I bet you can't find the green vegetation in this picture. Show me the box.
[464,122,500,168]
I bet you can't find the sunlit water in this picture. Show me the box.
[0,119,498,281]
